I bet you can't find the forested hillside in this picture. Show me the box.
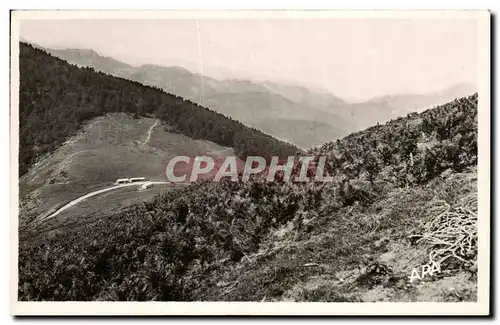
[19,42,298,176]
[19,94,478,301]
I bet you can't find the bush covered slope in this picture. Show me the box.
[314,94,477,193]
[18,94,478,301]
[19,42,298,176]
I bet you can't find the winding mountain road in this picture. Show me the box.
[40,181,170,222]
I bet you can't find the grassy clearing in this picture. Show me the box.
[19,113,231,228]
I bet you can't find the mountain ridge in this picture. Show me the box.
[30,41,476,149]
[34,43,356,147]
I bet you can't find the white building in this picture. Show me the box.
[115,178,130,184]
[130,177,146,183]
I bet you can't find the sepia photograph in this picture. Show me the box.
[10,10,490,316]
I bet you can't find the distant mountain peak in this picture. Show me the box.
[138,64,192,74]
[42,46,133,71]
[65,48,100,57]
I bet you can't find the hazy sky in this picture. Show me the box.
[20,18,478,101]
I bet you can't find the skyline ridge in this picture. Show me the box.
[22,38,477,103]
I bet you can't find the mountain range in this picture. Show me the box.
[38,44,476,148]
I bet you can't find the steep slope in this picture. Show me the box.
[19,42,298,176]
[19,94,478,302]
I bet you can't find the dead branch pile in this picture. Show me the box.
[413,194,477,266]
